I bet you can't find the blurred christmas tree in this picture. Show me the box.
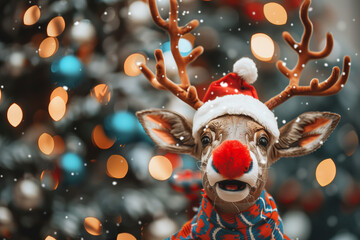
[0,0,359,239]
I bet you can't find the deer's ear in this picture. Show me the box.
[136,109,195,155]
[271,112,340,162]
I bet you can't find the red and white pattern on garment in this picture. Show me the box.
[167,190,291,240]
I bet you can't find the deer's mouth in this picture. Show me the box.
[218,180,247,192]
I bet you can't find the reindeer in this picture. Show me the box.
[136,0,351,239]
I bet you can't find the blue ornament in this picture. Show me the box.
[104,111,139,143]
[51,55,84,89]
[60,152,84,184]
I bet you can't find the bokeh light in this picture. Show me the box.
[84,217,102,236]
[38,37,59,58]
[283,210,311,239]
[163,52,177,73]
[128,1,151,24]
[316,158,336,187]
[45,236,56,240]
[61,152,83,174]
[162,39,192,56]
[38,133,55,155]
[117,233,136,240]
[13,178,43,210]
[47,16,65,37]
[124,53,146,76]
[23,5,41,26]
[342,182,360,207]
[91,125,115,149]
[0,89,2,105]
[196,27,219,50]
[7,103,23,127]
[250,33,275,62]
[263,2,287,25]
[50,87,68,104]
[40,170,59,190]
[147,217,178,239]
[149,156,173,181]
[91,84,111,104]
[277,179,301,205]
[0,206,14,237]
[52,135,65,155]
[104,111,139,142]
[331,232,358,240]
[179,39,193,56]
[182,34,196,47]
[48,96,66,121]
[245,2,265,21]
[51,55,84,88]
[300,188,324,213]
[106,155,128,179]
[342,130,358,156]
[70,20,96,44]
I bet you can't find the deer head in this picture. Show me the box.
[136,0,351,214]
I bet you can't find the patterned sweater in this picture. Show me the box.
[167,190,290,240]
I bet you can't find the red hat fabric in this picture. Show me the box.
[203,57,260,102]
[202,73,259,102]
[192,57,279,139]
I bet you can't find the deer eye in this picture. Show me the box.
[258,136,268,147]
[201,136,211,147]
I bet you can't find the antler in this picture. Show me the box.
[265,0,351,110]
[139,0,204,110]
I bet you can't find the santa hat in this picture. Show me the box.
[192,57,279,139]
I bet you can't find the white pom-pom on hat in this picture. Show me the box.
[233,57,258,84]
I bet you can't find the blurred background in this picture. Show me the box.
[0,0,359,239]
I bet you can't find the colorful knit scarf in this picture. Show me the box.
[167,190,290,240]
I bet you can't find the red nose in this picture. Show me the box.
[212,140,252,179]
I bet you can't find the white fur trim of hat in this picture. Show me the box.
[192,94,279,139]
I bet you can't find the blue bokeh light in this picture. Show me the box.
[178,39,192,56]
[61,152,84,173]
[51,55,84,89]
[137,120,153,144]
[104,111,139,143]
[161,39,193,57]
